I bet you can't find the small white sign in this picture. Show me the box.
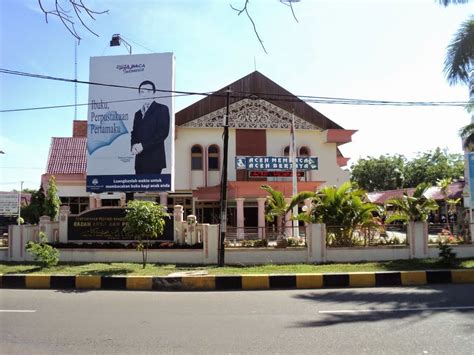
[0,193,19,215]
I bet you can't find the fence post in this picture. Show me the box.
[59,206,70,243]
[408,221,428,259]
[308,223,326,263]
[173,205,184,244]
[39,216,52,242]
[203,224,218,264]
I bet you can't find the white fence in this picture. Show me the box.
[2,218,474,265]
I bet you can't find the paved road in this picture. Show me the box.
[1,284,473,354]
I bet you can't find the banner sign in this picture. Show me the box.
[68,208,173,241]
[236,156,318,171]
[0,193,19,216]
[469,153,474,207]
[249,171,304,178]
[86,53,175,193]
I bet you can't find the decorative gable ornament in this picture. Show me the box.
[181,98,320,130]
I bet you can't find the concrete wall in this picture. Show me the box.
[326,247,410,263]
[57,249,204,264]
[225,248,307,265]
[428,244,474,259]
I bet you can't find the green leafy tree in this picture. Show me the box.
[124,200,169,268]
[350,154,406,191]
[385,183,439,223]
[403,148,464,188]
[298,182,378,246]
[21,186,46,224]
[261,185,314,238]
[44,177,61,221]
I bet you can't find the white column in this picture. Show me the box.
[236,198,245,239]
[408,221,428,259]
[89,194,96,209]
[159,192,168,208]
[39,215,51,242]
[308,223,326,263]
[203,224,219,264]
[173,205,184,244]
[59,205,70,243]
[257,197,266,239]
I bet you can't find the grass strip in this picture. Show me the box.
[0,258,473,276]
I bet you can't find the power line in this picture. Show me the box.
[0,68,471,112]
[0,94,189,113]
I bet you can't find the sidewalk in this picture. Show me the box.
[2,269,474,291]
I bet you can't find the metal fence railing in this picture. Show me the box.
[325,222,473,247]
[427,223,472,244]
[225,226,307,247]
[326,224,408,248]
[0,233,8,248]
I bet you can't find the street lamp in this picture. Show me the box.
[110,34,132,54]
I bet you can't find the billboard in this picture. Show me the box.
[86,53,174,193]
[0,193,19,215]
[235,156,318,171]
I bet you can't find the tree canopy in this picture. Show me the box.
[350,148,464,192]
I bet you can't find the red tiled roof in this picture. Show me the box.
[46,137,86,174]
[367,182,465,204]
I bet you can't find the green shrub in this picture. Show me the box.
[25,232,59,267]
[438,241,457,266]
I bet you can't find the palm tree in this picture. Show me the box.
[260,185,314,238]
[298,182,378,246]
[385,183,439,223]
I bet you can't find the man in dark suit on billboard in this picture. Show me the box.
[131,80,170,174]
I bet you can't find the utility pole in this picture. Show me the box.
[218,88,231,266]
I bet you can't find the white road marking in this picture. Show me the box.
[0,310,36,313]
[319,306,474,314]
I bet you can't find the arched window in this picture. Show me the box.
[299,146,310,156]
[208,145,220,170]
[191,145,203,170]
[283,146,290,156]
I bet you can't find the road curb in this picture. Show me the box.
[1,269,473,291]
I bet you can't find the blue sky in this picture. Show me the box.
[1,0,473,190]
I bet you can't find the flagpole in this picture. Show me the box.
[290,110,299,237]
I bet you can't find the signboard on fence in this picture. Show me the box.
[68,208,173,241]
[235,156,318,171]
[0,193,19,216]
[86,53,175,193]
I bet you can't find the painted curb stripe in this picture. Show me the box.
[50,276,76,289]
[375,272,401,287]
[323,274,349,288]
[241,275,270,290]
[349,273,376,287]
[296,274,323,289]
[269,275,296,289]
[75,275,101,289]
[101,276,127,290]
[400,271,427,286]
[426,270,452,284]
[2,275,26,288]
[152,277,182,291]
[182,276,215,290]
[126,277,153,290]
[25,275,50,289]
[215,276,242,290]
[451,270,474,284]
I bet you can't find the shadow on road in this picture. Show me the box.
[292,284,474,329]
